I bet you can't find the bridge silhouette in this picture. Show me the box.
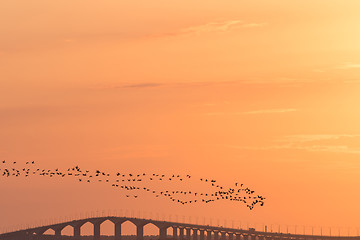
[0,217,359,240]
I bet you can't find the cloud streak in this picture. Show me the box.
[227,144,360,155]
[154,20,267,38]
[336,62,360,70]
[205,108,297,116]
[242,108,297,115]
[227,134,360,155]
[93,80,241,90]
[119,83,164,89]
[276,134,360,143]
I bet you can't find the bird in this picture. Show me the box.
[0,161,265,210]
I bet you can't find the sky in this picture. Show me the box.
[1,0,360,236]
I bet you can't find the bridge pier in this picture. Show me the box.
[173,227,178,240]
[207,231,212,240]
[200,230,205,240]
[160,227,168,240]
[115,222,122,240]
[235,234,241,240]
[55,228,62,240]
[179,228,185,240]
[193,229,198,240]
[221,232,227,240]
[214,231,219,240]
[193,229,199,240]
[244,235,249,240]
[23,231,33,240]
[73,225,81,240]
[228,233,233,240]
[24,231,32,240]
[94,222,101,240]
[137,225,144,240]
[186,228,192,240]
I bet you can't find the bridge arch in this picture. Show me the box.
[79,221,94,236]
[61,225,74,236]
[169,225,180,239]
[143,222,160,238]
[42,228,55,236]
[100,219,115,236]
[205,229,213,240]
[121,219,137,236]
[34,226,54,235]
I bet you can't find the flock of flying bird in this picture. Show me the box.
[0,160,265,210]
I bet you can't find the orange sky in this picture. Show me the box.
[1,0,360,236]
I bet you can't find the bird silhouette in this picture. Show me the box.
[0,161,265,210]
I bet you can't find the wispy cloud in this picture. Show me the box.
[92,80,239,90]
[276,134,360,143]
[182,20,266,34]
[343,79,360,84]
[236,77,313,85]
[227,144,360,154]
[205,112,238,116]
[241,23,268,28]
[300,145,360,154]
[273,134,360,154]
[336,62,360,70]
[312,69,326,73]
[155,20,267,38]
[120,83,164,89]
[205,108,297,116]
[227,134,360,155]
[92,74,338,92]
[242,108,297,115]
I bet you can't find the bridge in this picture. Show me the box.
[0,217,359,240]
